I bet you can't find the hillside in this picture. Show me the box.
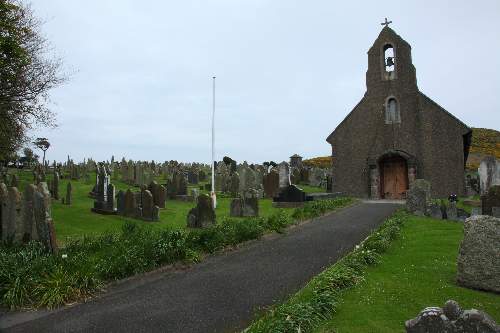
[305,127,500,171]
[466,127,500,170]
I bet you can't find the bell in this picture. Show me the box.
[386,57,395,67]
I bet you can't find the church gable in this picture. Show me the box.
[326,22,470,199]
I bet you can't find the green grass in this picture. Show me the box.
[6,168,327,245]
[314,215,500,333]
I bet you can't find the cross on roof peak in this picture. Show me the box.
[381,18,392,28]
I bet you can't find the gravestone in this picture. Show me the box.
[124,189,137,217]
[278,162,290,189]
[10,174,18,188]
[116,190,125,214]
[0,183,9,241]
[471,207,482,216]
[141,190,154,221]
[34,183,57,252]
[478,156,500,195]
[22,184,37,242]
[230,197,259,217]
[428,202,443,219]
[274,185,306,203]
[263,170,280,199]
[457,215,500,293]
[187,171,199,184]
[198,170,206,182]
[229,173,240,197]
[65,182,72,205]
[6,187,21,242]
[492,207,500,218]
[481,185,500,216]
[405,300,498,333]
[406,179,431,215]
[91,165,116,214]
[52,172,60,200]
[446,201,458,221]
[187,194,215,228]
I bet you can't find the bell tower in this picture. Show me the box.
[365,22,418,95]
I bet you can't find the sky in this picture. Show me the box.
[30,0,500,164]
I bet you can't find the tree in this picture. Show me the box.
[22,146,34,165]
[33,137,49,166]
[0,1,65,161]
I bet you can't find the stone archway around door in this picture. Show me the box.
[368,150,417,200]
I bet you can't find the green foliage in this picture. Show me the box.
[244,212,406,333]
[0,197,354,310]
[292,197,354,221]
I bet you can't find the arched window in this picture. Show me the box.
[385,98,400,124]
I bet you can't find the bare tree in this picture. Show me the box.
[0,1,66,161]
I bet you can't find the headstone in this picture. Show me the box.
[34,182,57,252]
[116,190,125,214]
[22,184,37,242]
[405,300,498,333]
[124,189,137,217]
[6,187,21,242]
[230,197,259,217]
[229,173,240,197]
[52,172,60,200]
[91,164,116,214]
[191,188,199,202]
[274,185,306,203]
[0,183,9,241]
[446,201,458,221]
[65,182,72,205]
[471,207,482,216]
[187,194,216,228]
[457,215,500,293]
[263,170,280,199]
[492,207,500,218]
[152,205,160,221]
[406,179,431,215]
[428,202,443,219]
[278,162,290,189]
[478,156,500,195]
[141,190,154,221]
[10,174,18,188]
[481,185,500,216]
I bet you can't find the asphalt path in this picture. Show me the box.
[1,201,401,333]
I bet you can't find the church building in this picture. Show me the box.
[326,23,472,199]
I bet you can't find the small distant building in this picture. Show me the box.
[289,154,303,168]
[326,25,471,199]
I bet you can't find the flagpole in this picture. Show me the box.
[211,76,217,208]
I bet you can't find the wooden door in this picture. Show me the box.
[381,157,408,199]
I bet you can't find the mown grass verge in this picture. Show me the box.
[0,197,354,310]
[244,210,407,333]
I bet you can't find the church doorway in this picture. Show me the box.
[379,156,408,199]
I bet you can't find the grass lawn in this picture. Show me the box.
[8,168,325,245]
[315,215,500,333]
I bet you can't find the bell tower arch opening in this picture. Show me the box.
[382,43,396,80]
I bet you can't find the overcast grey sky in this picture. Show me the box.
[31,0,500,164]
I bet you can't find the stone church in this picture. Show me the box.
[326,25,472,199]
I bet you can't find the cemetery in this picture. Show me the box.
[0,2,499,333]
